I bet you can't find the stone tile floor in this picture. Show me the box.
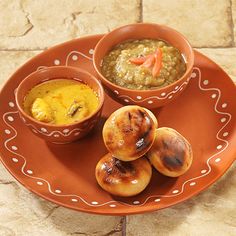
[0,1,235,235]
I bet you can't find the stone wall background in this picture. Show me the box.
[0,1,235,235]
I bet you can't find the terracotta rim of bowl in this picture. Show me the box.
[93,23,194,93]
[15,66,104,128]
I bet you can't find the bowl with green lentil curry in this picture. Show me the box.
[93,23,194,109]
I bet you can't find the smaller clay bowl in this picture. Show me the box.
[15,66,104,144]
[93,23,194,109]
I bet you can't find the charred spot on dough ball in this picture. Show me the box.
[136,129,152,151]
[137,109,145,118]
[103,157,135,175]
[102,157,137,184]
[162,155,184,171]
[128,111,132,120]
[114,159,135,174]
[105,131,114,145]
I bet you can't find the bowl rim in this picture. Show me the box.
[15,66,105,128]
[93,22,194,93]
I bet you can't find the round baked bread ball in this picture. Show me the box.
[103,105,157,161]
[147,127,193,177]
[95,153,152,197]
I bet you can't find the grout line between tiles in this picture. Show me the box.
[122,216,126,236]
[230,0,235,46]
[139,0,143,22]
[0,46,236,52]
[0,48,44,51]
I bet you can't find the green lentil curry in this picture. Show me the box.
[101,39,186,90]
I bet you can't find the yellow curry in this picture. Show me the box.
[23,79,99,125]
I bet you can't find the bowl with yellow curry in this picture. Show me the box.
[15,66,104,143]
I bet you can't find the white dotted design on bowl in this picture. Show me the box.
[124,99,129,103]
[154,198,160,202]
[175,86,179,90]
[201,169,207,174]
[161,92,166,97]
[89,49,94,55]
[114,90,119,95]
[63,129,70,134]
[41,128,47,133]
[215,158,221,163]
[11,146,18,151]
[72,55,78,61]
[91,201,98,205]
[136,96,142,100]
[222,103,227,108]
[74,132,80,136]
[7,116,14,122]
[211,94,217,99]
[37,181,43,186]
[131,180,138,184]
[168,95,173,99]
[5,129,11,134]
[148,100,153,104]
[8,102,15,107]
[190,182,196,186]
[203,80,209,85]
[109,204,116,208]
[221,118,226,123]
[223,132,229,137]
[191,72,197,78]
[71,198,78,202]
[12,158,18,163]
[54,134,59,138]
[216,145,223,150]
[55,189,61,193]
[27,170,33,174]
[172,190,179,194]
[54,59,60,65]
[133,201,140,205]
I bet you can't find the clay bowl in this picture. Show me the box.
[15,66,104,144]
[93,23,194,109]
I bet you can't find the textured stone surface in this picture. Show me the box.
[0,1,236,235]
[0,0,139,50]
[0,0,33,37]
[127,163,236,236]
[0,171,123,236]
[0,51,40,89]
[232,0,236,45]
[143,0,233,47]
[197,48,236,81]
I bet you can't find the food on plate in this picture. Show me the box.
[23,79,99,125]
[95,153,152,197]
[101,39,186,90]
[147,127,193,177]
[102,105,157,161]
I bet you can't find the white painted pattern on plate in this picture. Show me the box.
[117,74,191,103]
[1,64,232,207]
[26,123,87,137]
[65,50,92,66]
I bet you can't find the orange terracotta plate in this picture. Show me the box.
[0,35,236,215]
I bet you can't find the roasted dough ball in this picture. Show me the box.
[147,127,193,177]
[95,153,152,197]
[103,105,157,161]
